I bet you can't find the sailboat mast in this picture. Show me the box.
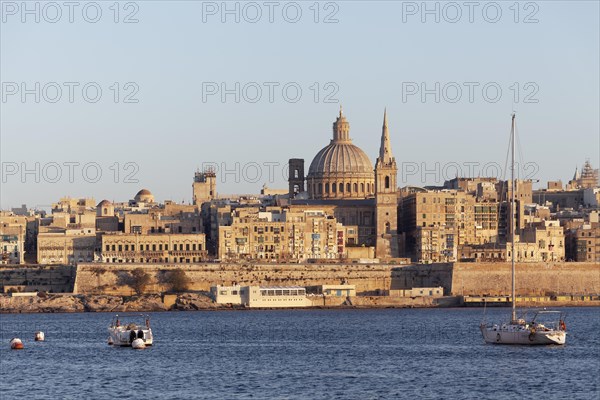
[511,113,516,322]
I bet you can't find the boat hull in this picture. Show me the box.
[481,326,566,345]
[108,328,153,347]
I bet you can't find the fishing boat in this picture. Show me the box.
[108,314,153,347]
[479,114,567,345]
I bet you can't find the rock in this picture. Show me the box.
[173,293,219,311]
[0,294,85,313]
[82,295,123,312]
[115,295,168,312]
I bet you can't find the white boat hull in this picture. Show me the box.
[481,325,566,345]
[108,328,153,347]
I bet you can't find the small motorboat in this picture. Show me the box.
[35,331,45,341]
[108,314,153,347]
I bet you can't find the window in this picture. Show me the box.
[385,176,390,189]
[186,244,190,251]
[325,183,330,193]
[339,183,344,192]
[353,183,358,192]
[118,245,122,251]
[361,183,365,192]
[346,183,351,192]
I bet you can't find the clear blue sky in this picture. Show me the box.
[1,0,599,208]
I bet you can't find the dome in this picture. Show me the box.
[308,142,373,176]
[97,199,112,207]
[305,109,375,200]
[134,189,154,203]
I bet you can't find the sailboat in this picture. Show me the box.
[479,113,567,345]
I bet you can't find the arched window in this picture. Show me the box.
[385,176,390,189]
[294,169,299,179]
[318,183,323,194]
[339,183,344,192]
[325,183,330,193]
[332,183,337,193]
[385,222,391,233]
[361,183,365,193]
[353,183,358,192]
[346,183,351,192]
[103,208,107,214]
[366,183,370,193]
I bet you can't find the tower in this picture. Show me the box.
[375,109,399,259]
[193,167,216,206]
[288,159,305,198]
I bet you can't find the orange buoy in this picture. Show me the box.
[10,338,24,350]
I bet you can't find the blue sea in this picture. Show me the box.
[1,308,598,399]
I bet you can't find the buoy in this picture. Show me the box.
[131,338,146,349]
[10,338,24,350]
[34,331,45,341]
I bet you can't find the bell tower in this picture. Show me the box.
[375,108,399,259]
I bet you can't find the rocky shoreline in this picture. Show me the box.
[0,293,224,313]
[1,293,598,313]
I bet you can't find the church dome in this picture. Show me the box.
[306,108,375,199]
[308,142,373,176]
[134,189,154,203]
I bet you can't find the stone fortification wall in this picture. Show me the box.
[389,262,600,296]
[0,265,75,293]
[68,262,600,297]
[450,262,600,296]
[73,263,395,295]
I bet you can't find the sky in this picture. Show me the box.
[1,0,599,209]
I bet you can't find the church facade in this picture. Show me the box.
[288,108,399,259]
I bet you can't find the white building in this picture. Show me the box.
[211,285,311,308]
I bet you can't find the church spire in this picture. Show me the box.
[378,108,393,163]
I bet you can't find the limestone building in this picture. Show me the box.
[100,233,206,263]
[37,228,97,264]
[218,207,357,261]
[0,213,27,264]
